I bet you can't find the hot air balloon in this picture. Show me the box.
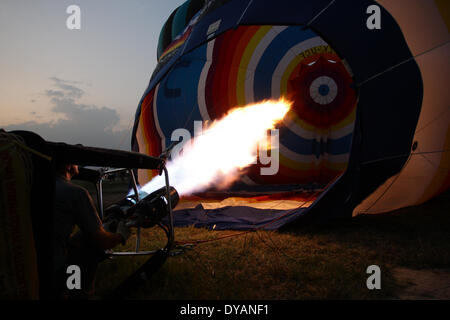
[131,0,450,229]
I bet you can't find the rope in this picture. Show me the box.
[364,154,413,212]
[415,107,450,135]
[357,40,450,87]
[361,149,450,166]
[305,0,336,27]
[418,153,450,171]
[236,0,254,27]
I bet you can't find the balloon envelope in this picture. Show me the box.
[131,0,449,229]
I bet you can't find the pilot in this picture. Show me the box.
[52,162,130,299]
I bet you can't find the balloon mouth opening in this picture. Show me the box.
[143,24,360,212]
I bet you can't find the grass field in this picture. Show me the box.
[77,179,450,300]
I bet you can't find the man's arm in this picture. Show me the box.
[92,226,124,250]
[76,187,130,250]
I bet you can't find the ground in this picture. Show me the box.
[392,267,450,299]
[77,179,450,300]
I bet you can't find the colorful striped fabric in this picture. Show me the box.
[135,25,357,190]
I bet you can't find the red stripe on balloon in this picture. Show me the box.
[140,89,162,174]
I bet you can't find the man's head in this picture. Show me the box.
[55,162,79,180]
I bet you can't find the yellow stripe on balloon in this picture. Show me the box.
[330,106,357,131]
[285,111,330,136]
[279,152,315,170]
[236,26,272,106]
[279,152,349,173]
[285,107,356,137]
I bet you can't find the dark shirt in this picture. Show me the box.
[53,176,102,272]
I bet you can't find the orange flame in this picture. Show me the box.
[139,98,291,196]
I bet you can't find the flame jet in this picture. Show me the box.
[136,99,291,197]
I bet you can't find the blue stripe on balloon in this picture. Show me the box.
[253,27,317,101]
[155,45,207,148]
[279,126,353,157]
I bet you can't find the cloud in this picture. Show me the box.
[45,89,65,98]
[3,77,131,150]
[48,77,84,99]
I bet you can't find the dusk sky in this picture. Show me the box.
[0,0,185,150]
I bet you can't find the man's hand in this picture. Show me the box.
[116,220,131,245]
[102,219,117,233]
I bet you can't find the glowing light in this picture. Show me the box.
[135,99,291,197]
